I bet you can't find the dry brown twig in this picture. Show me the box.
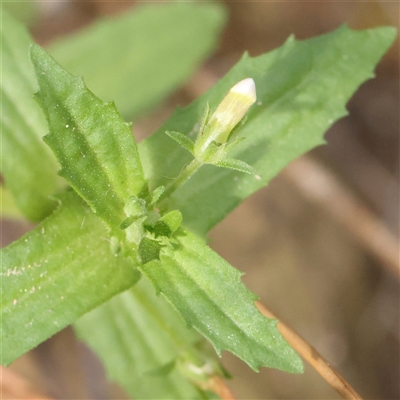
[256,302,363,400]
[203,298,365,400]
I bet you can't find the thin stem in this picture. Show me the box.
[158,158,203,209]
[256,301,363,400]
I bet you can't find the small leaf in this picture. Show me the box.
[140,228,303,373]
[30,44,147,230]
[1,191,139,365]
[166,131,195,154]
[214,158,258,175]
[224,135,246,152]
[139,237,162,264]
[147,186,165,206]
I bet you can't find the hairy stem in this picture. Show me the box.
[157,158,203,209]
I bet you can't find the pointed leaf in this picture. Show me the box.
[147,186,166,207]
[139,26,397,236]
[30,44,147,230]
[214,158,258,175]
[166,131,195,154]
[1,191,139,365]
[140,228,303,373]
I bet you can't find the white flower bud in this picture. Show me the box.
[209,78,256,144]
[195,78,256,156]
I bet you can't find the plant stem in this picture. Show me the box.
[157,158,203,209]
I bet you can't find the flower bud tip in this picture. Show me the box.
[230,78,256,102]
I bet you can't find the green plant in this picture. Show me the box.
[1,4,396,399]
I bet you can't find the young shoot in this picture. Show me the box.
[162,78,257,203]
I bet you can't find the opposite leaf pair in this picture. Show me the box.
[3,22,395,394]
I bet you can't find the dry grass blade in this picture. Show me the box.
[256,301,363,400]
[283,156,399,278]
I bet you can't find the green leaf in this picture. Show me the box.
[214,158,257,175]
[140,228,303,373]
[139,25,397,236]
[166,131,195,154]
[47,3,226,118]
[74,277,215,399]
[139,237,162,264]
[1,191,140,365]
[30,44,147,230]
[0,10,63,221]
[154,210,183,237]
[147,185,165,207]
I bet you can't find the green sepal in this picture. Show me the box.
[227,114,248,142]
[214,158,258,175]
[224,136,246,152]
[166,131,195,154]
[200,141,225,164]
[197,102,211,138]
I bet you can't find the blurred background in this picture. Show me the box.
[2,1,399,399]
